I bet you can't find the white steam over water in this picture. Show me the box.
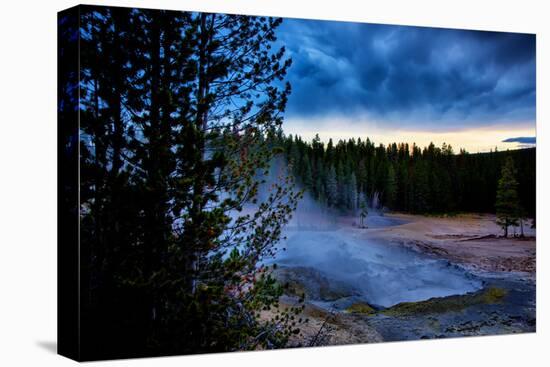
[257,157,482,308]
[272,228,482,307]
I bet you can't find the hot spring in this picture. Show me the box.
[271,227,483,308]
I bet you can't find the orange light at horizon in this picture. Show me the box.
[283,117,536,153]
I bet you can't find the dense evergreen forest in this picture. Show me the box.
[278,133,535,218]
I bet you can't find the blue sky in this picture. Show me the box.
[276,19,536,152]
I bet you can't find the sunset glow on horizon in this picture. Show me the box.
[283,116,535,153]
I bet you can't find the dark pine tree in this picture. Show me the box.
[495,156,521,237]
[78,6,302,359]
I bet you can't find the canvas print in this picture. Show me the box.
[58,4,536,361]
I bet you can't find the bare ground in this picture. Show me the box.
[360,213,536,277]
[261,295,383,347]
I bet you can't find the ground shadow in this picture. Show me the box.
[36,341,57,354]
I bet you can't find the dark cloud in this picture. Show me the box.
[276,19,536,130]
[502,137,536,144]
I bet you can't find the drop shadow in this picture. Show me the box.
[36,340,57,354]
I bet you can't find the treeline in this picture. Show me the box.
[278,134,535,217]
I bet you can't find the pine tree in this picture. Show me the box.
[79,7,302,357]
[314,159,325,201]
[357,159,368,197]
[358,191,368,228]
[349,173,358,211]
[385,164,397,209]
[302,155,313,191]
[495,157,521,237]
[326,165,338,208]
[396,161,409,211]
[411,161,430,213]
[290,140,301,178]
[336,160,346,208]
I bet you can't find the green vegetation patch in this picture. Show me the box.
[481,287,507,303]
[381,287,507,317]
[345,302,376,315]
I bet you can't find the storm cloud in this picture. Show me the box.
[276,19,536,131]
[502,136,536,144]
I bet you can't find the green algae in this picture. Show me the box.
[381,287,507,317]
[345,302,376,315]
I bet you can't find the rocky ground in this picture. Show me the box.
[269,213,536,346]
[273,295,384,347]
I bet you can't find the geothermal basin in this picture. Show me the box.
[272,226,483,308]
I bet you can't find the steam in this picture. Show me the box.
[252,156,483,308]
[272,230,482,307]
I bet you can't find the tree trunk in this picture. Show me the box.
[520,219,525,237]
[143,12,163,333]
[504,222,508,238]
[189,13,215,295]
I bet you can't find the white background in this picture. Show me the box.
[0,0,548,365]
